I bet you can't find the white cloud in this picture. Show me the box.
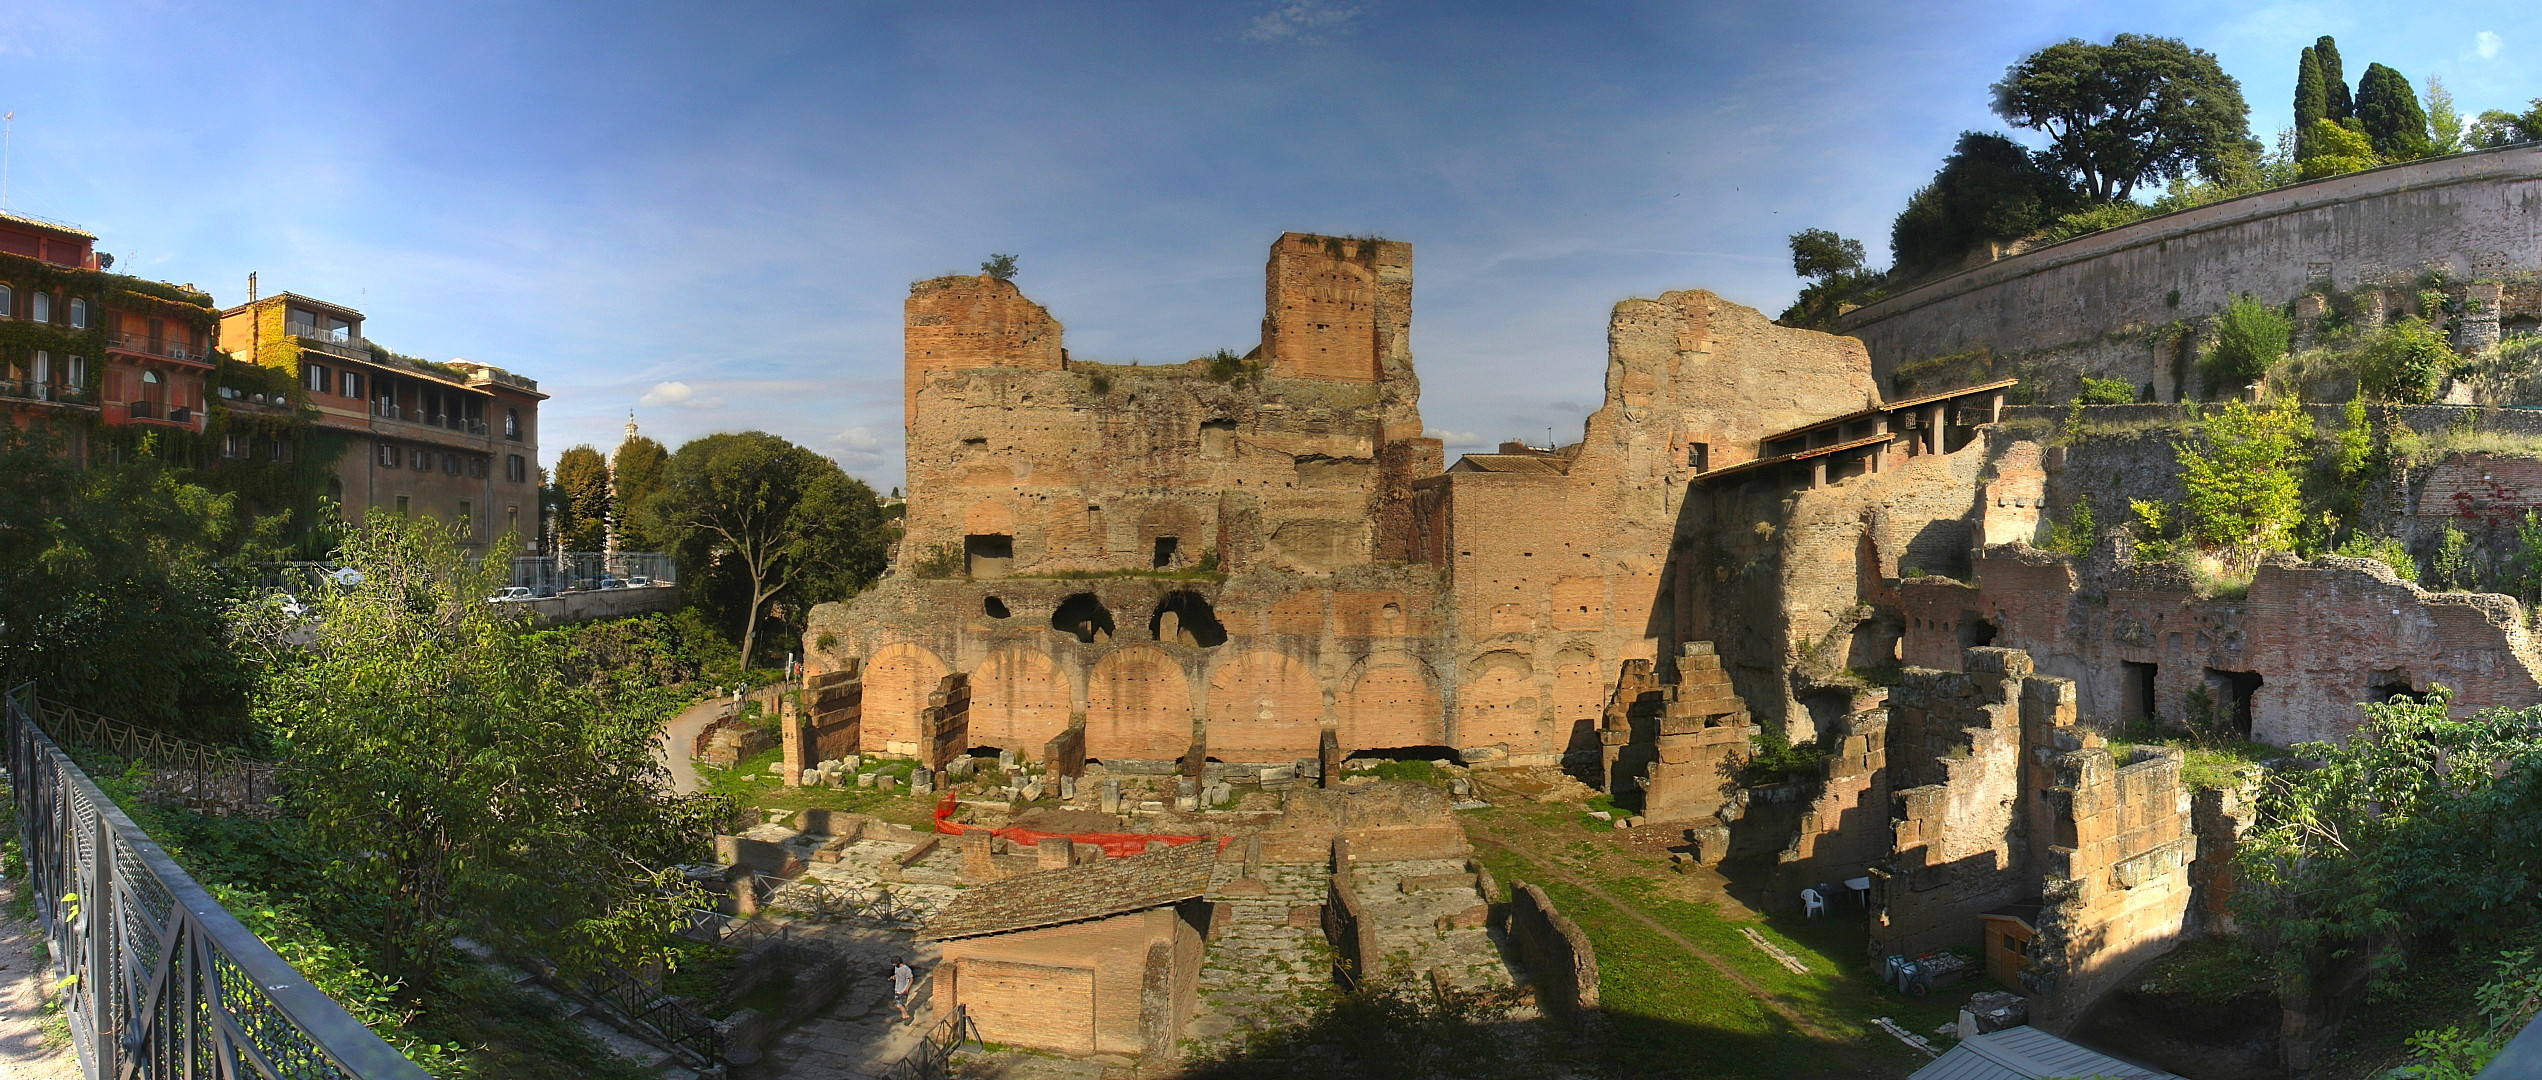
[638,380,724,410]
[1242,1,1364,45]
[830,426,881,450]
[1424,428,1482,444]
[2476,31,2503,60]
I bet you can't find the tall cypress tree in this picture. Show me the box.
[2295,46,2328,157]
[2356,63,2431,159]
[2316,36,2352,119]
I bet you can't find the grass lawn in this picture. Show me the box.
[698,748,941,829]
[1469,803,1969,1079]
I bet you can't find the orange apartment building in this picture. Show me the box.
[0,212,220,456]
[217,293,546,551]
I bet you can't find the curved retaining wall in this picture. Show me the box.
[1836,145,2542,392]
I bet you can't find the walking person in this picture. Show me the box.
[891,957,916,1021]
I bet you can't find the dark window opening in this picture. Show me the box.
[1957,612,1997,649]
[1199,418,1236,458]
[1050,593,1115,643]
[2204,668,2262,739]
[983,596,1011,619]
[1153,536,1179,568]
[2368,680,2419,705]
[1689,442,1709,471]
[2122,661,2158,723]
[1150,590,1226,647]
[964,533,1013,579]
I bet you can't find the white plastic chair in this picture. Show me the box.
[1801,888,1826,918]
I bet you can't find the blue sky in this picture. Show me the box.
[5,2,2537,488]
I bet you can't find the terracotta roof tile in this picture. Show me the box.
[917,840,1215,941]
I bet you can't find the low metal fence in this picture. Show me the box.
[24,696,276,816]
[3,684,429,1079]
[881,1004,981,1080]
[580,957,725,1069]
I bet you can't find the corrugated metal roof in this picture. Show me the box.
[1908,1026,2180,1080]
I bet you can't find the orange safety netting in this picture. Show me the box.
[932,791,1220,858]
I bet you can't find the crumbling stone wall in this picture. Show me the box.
[784,661,862,786]
[1506,883,1599,1023]
[1871,648,2038,957]
[1908,540,2542,745]
[2028,744,2196,1028]
[1635,642,1749,824]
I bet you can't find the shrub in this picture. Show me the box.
[2078,376,2137,405]
[2358,316,2455,404]
[2177,397,2311,565]
[2205,295,2292,389]
[2334,534,2418,582]
[2297,118,2380,179]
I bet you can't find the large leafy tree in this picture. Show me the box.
[246,513,721,979]
[1889,132,2076,277]
[610,432,672,551]
[1787,228,1866,281]
[2237,689,2542,984]
[2355,63,2430,160]
[0,426,262,738]
[552,444,611,550]
[1990,34,2259,202]
[2471,99,2542,149]
[656,432,890,667]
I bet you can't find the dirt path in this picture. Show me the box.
[657,696,724,795]
[0,880,78,1080]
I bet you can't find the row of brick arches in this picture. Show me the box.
[857,642,1608,761]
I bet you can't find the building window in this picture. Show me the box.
[270,439,293,463]
[305,364,330,392]
[380,442,400,468]
[395,495,410,516]
[223,433,249,459]
[0,284,12,317]
[30,293,48,324]
[32,352,48,401]
[442,453,459,475]
[457,499,472,532]
[66,356,84,389]
[468,456,487,478]
[506,454,526,482]
[504,408,520,439]
[411,448,429,470]
[68,298,86,328]
[340,370,361,399]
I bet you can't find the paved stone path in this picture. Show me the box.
[1348,857,1513,994]
[0,879,76,1080]
[656,695,721,795]
[1187,860,1336,1054]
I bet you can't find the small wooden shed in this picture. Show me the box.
[917,840,1214,1060]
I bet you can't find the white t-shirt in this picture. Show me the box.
[892,964,914,994]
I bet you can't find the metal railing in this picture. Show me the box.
[881,1004,981,1080]
[580,957,725,1069]
[0,379,97,406]
[752,873,928,928]
[24,696,277,816]
[510,552,679,590]
[106,331,208,363]
[3,684,430,1079]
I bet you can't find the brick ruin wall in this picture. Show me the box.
[1835,144,2542,401]
[814,243,1893,767]
[1905,544,2542,747]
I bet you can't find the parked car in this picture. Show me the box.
[598,577,628,590]
[626,576,653,588]
[487,586,534,603]
[273,593,309,618]
[530,585,558,598]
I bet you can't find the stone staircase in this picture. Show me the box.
[1185,859,1337,1054]
[1349,858,1514,994]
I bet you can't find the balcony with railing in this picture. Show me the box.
[123,399,195,426]
[286,321,374,362]
[0,380,100,409]
[104,330,215,365]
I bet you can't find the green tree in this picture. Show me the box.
[553,444,611,550]
[2471,99,2542,148]
[2432,519,2475,592]
[610,433,671,551]
[2357,316,2454,404]
[2293,46,2328,155]
[246,513,720,979]
[1889,132,2075,277]
[1787,228,1866,280]
[2297,118,2380,179]
[2205,294,2292,388]
[656,432,891,667]
[2425,75,2465,155]
[2176,396,2311,565]
[1989,34,2259,203]
[2315,36,2352,120]
[2236,689,2542,986]
[0,426,262,737]
[981,253,1018,280]
[2355,63,2431,160]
